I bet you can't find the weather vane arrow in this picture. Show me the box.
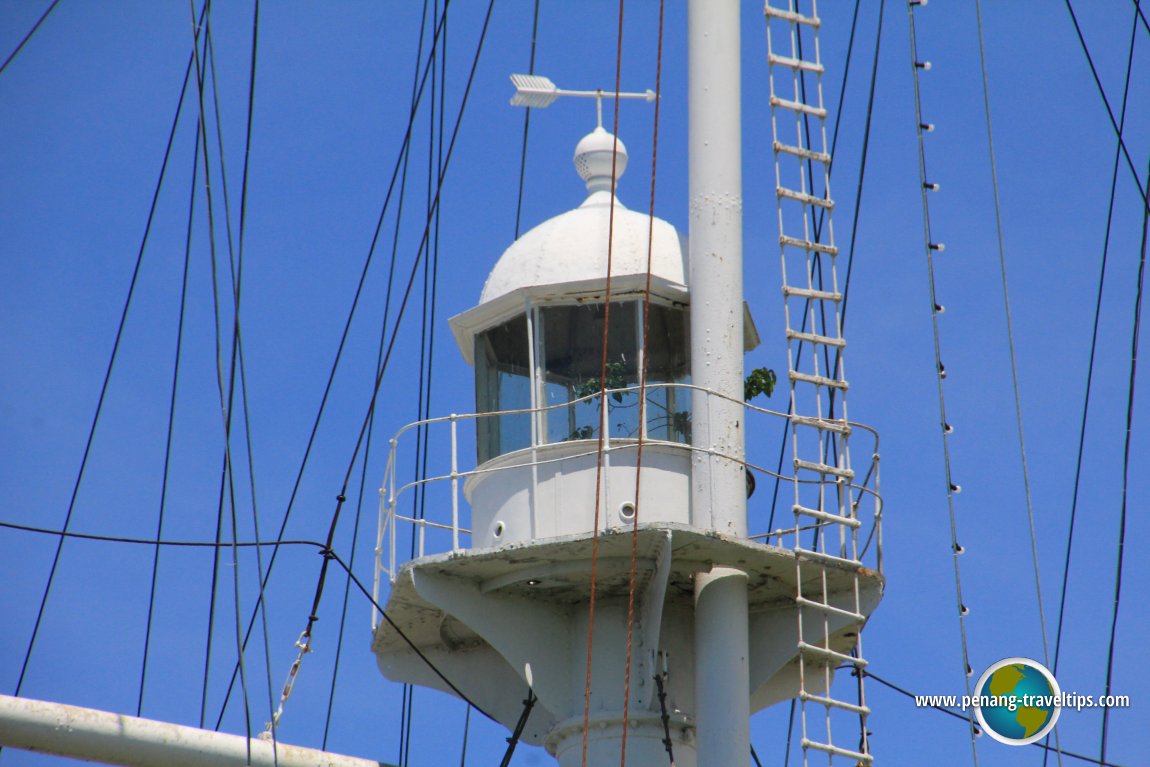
[509,74,656,126]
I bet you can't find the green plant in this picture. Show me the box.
[571,360,630,403]
[744,366,777,401]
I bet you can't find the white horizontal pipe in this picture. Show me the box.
[0,694,393,767]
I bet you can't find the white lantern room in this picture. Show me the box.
[448,126,720,549]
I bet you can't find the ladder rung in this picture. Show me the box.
[764,4,822,28]
[769,95,827,119]
[796,547,861,569]
[789,370,849,390]
[777,186,833,209]
[793,458,854,479]
[793,505,862,530]
[787,328,845,348]
[782,284,841,302]
[800,739,874,764]
[795,594,866,621]
[773,140,831,164]
[797,641,867,668]
[779,235,838,256]
[767,52,825,75]
[791,414,851,434]
[799,691,871,716]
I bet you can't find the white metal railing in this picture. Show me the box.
[371,383,882,626]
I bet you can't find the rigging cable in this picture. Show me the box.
[621,1,666,765]
[0,0,60,77]
[200,2,276,740]
[904,1,980,763]
[1062,0,1150,211]
[212,0,455,722]
[498,690,537,767]
[224,0,280,742]
[971,4,1061,764]
[10,7,202,703]
[186,0,254,741]
[398,2,440,759]
[513,0,542,240]
[1099,108,1148,767]
[0,520,495,723]
[266,0,497,734]
[580,0,627,763]
[1136,0,1150,33]
[404,2,449,762]
[137,117,199,719]
[1045,5,1141,766]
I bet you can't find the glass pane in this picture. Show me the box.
[540,302,639,441]
[642,303,691,443]
[475,314,532,462]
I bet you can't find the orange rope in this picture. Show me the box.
[619,1,666,766]
[580,1,627,764]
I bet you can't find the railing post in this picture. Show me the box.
[388,438,397,584]
[450,415,460,552]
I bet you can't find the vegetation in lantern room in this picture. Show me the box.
[566,362,778,442]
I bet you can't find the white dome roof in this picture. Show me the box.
[479,191,687,305]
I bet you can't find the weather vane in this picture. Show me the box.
[509,73,656,128]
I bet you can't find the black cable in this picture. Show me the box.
[498,690,536,767]
[11,9,201,701]
[1100,121,1148,767]
[513,0,542,240]
[0,520,318,549]
[863,671,1128,767]
[137,118,199,719]
[187,0,254,736]
[398,3,439,763]
[212,0,454,722]
[272,0,497,742]
[0,0,61,77]
[1045,5,1141,766]
[227,0,279,745]
[0,519,493,721]
[838,0,885,330]
[1063,0,1149,211]
[458,704,472,767]
[401,7,450,759]
[1135,0,1150,33]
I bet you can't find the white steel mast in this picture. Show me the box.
[687,2,753,766]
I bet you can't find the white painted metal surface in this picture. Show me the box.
[695,567,751,767]
[687,0,748,538]
[687,1,752,765]
[0,694,393,767]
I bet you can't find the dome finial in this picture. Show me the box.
[573,125,628,195]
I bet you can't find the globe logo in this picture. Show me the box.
[972,658,1062,745]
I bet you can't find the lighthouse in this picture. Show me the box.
[372,4,883,765]
[371,124,881,767]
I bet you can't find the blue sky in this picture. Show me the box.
[1,2,1147,766]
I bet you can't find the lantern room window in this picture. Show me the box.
[475,299,690,463]
[475,314,532,462]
